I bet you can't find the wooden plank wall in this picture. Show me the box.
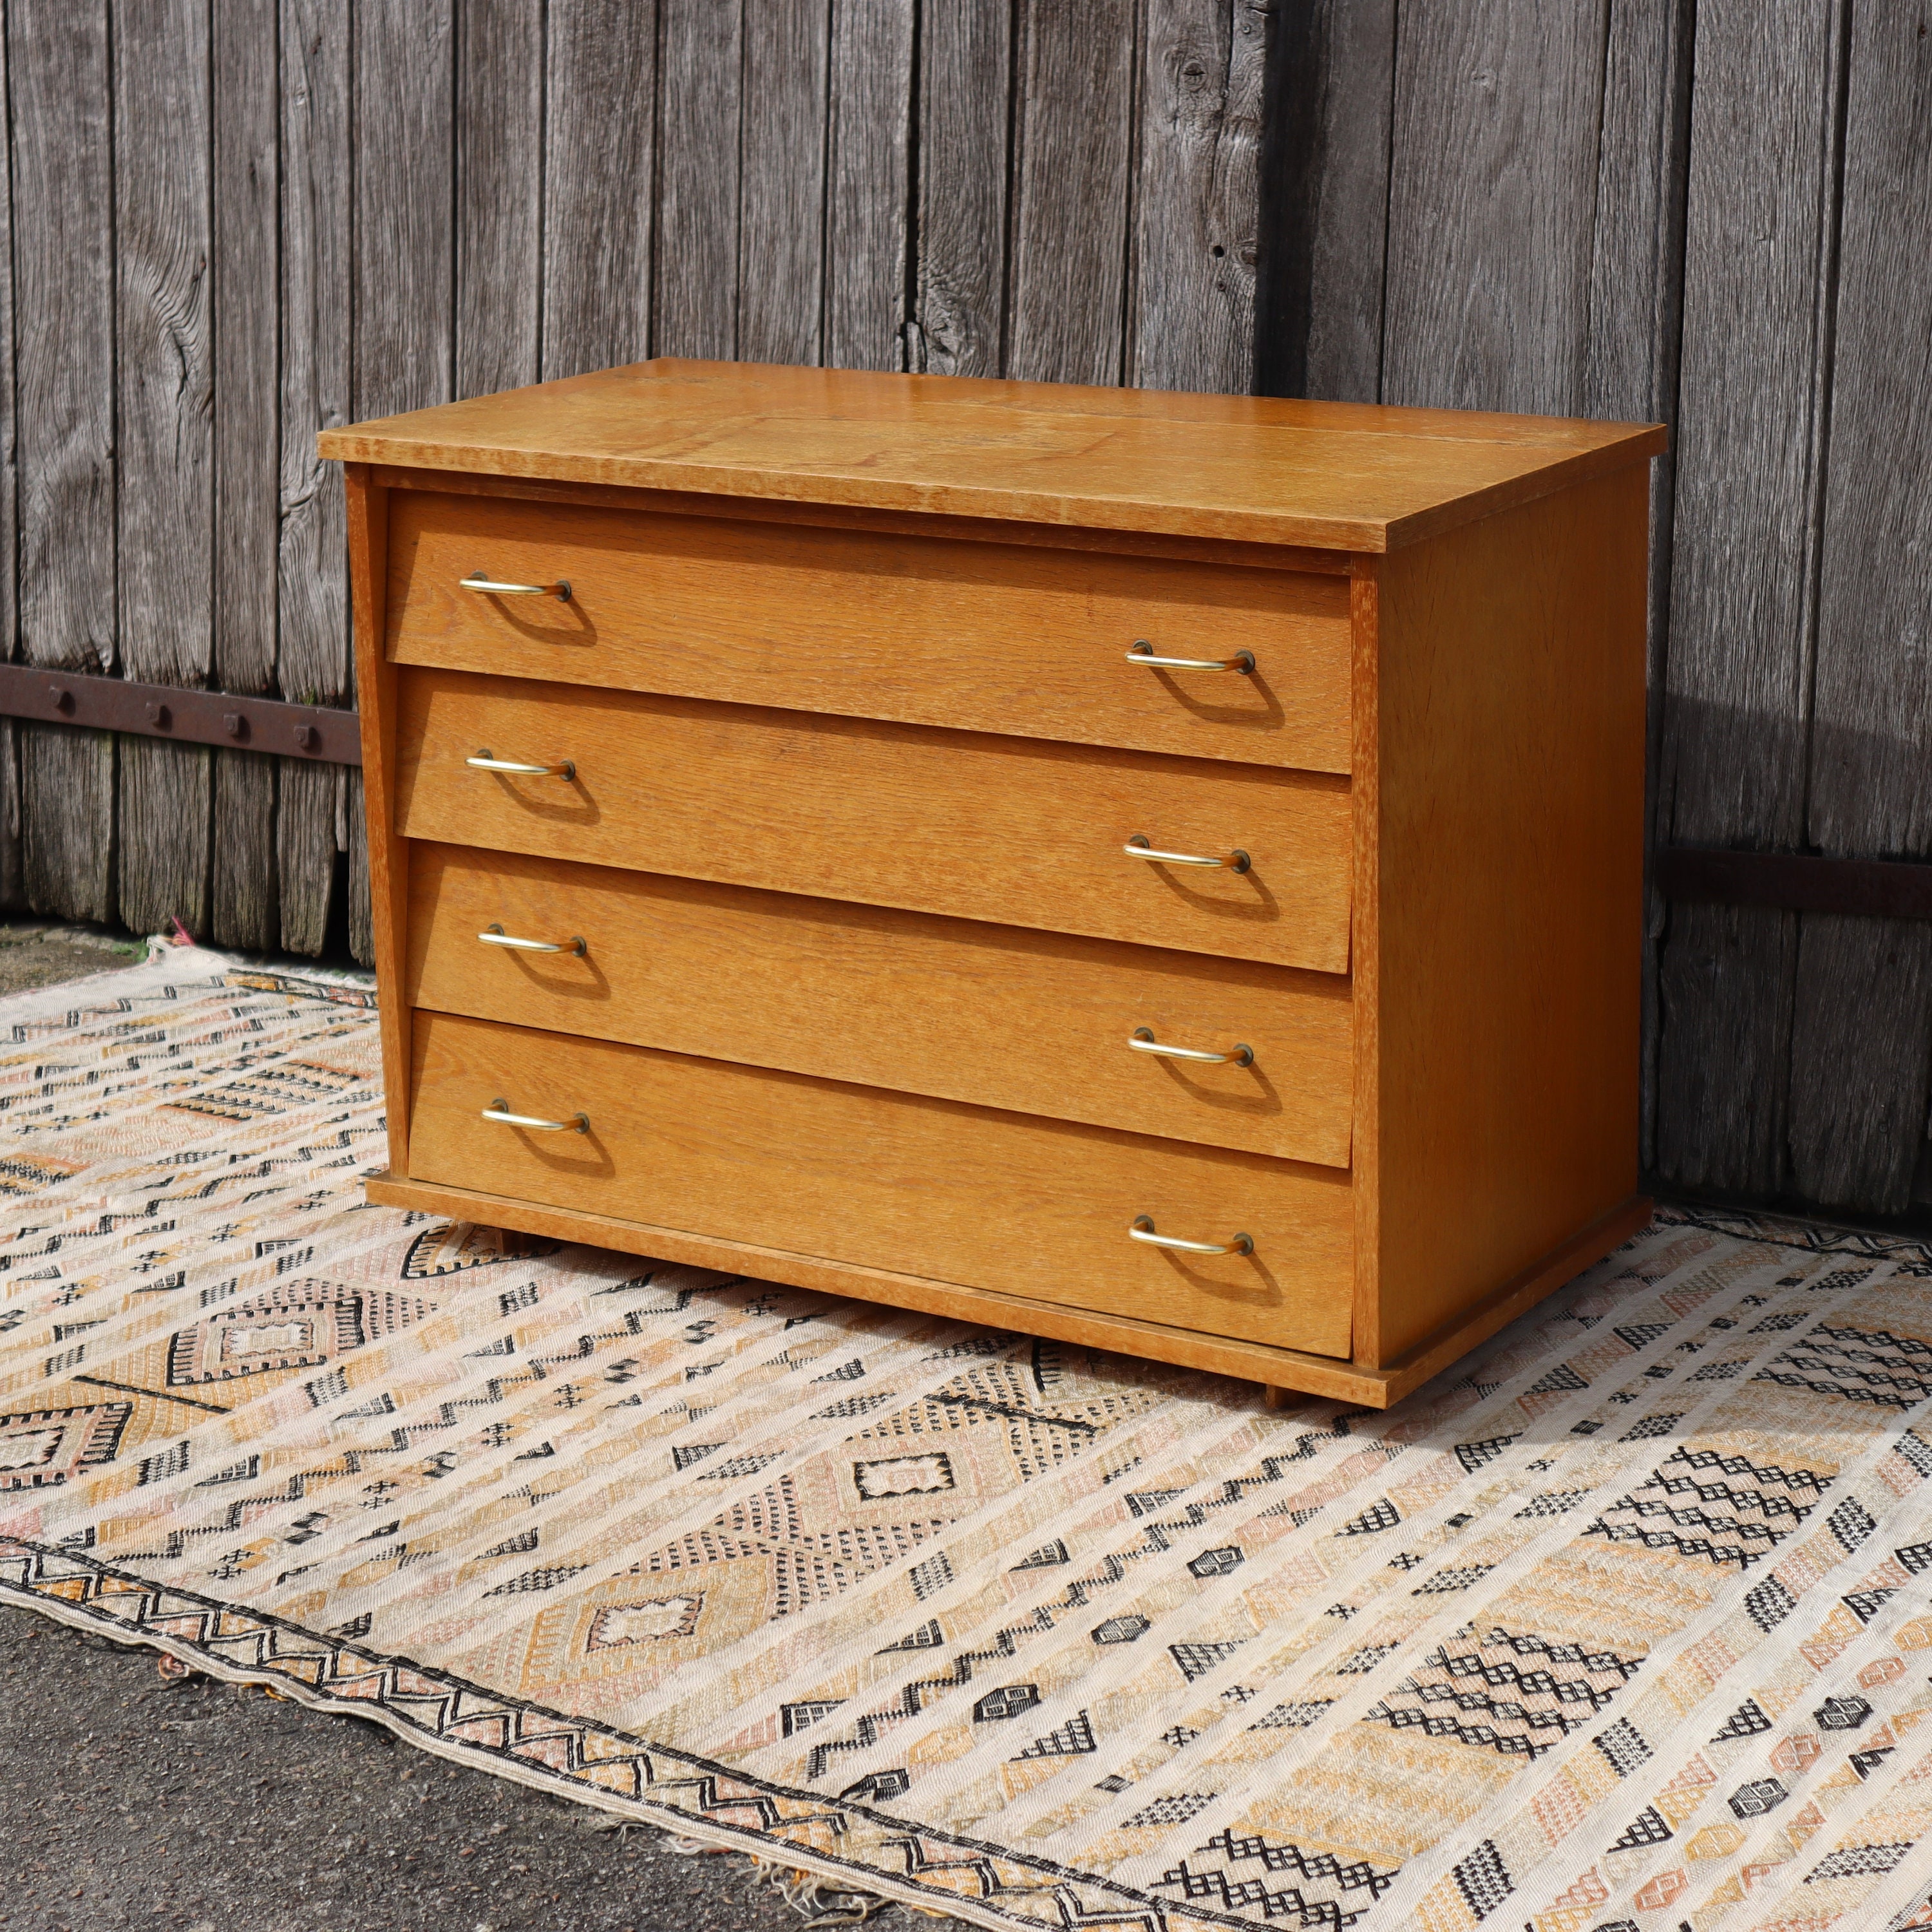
[0,1,1924,1218]
[1267,0,1932,1221]
[0,0,1260,969]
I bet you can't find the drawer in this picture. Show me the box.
[405,842,1354,1167]
[393,670,1353,974]
[386,491,1352,773]
[406,1010,1354,1358]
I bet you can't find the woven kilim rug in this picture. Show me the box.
[2,954,1931,1932]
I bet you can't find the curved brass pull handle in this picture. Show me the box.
[466,748,576,780]
[1125,834,1251,873]
[482,1097,589,1133]
[1130,1027,1253,1068]
[1127,640,1255,674]
[1130,1215,1253,1257]
[479,924,587,957]
[464,570,572,601]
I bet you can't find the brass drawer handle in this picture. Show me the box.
[479,923,586,957]
[1125,833,1251,873]
[1130,1027,1253,1068]
[483,1097,589,1133]
[1130,1215,1253,1257]
[463,569,572,601]
[466,747,576,780]
[1127,640,1254,674]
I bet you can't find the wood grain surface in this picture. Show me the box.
[278,0,354,955]
[654,0,741,363]
[211,0,279,951]
[540,0,654,381]
[12,0,116,923]
[1257,0,1396,402]
[1132,0,1265,395]
[911,0,1007,377]
[392,668,1354,972]
[318,361,1666,554]
[1007,1,1135,388]
[1653,3,1842,1200]
[455,0,541,401]
[115,0,214,942]
[385,490,1352,772]
[404,840,1355,1166]
[825,0,913,374]
[1383,4,1613,418]
[1363,469,1647,1365]
[406,1008,1355,1359]
[1785,6,1932,1214]
[739,0,830,367]
[347,469,411,1175]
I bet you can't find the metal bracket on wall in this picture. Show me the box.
[1657,846,1932,921]
[0,663,360,765]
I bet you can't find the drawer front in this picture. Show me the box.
[386,491,1352,774]
[406,841,1354,1167]
[393,670,1353,974]
[408,1010,1354,1358]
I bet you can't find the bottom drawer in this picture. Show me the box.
[407,1010,1354,1358]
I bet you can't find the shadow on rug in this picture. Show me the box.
[2,955,1931,1932]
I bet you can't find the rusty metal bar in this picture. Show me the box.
[0,663,360,764]
[1657,846,1932,921]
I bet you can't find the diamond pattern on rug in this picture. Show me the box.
[3,958,1932,1932]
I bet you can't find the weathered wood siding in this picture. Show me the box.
[0,1,1922,1215]
[1268,0,1932,1220]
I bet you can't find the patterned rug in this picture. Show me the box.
[1,952,1930,1932]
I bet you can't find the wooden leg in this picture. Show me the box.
[1262,1385,1289,1410]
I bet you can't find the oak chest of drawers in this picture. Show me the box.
[321,361,1663,1409]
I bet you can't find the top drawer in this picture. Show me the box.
[386,491,1352,774]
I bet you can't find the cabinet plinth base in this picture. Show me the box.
[363,1171,1651,1411]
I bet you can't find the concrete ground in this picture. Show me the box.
[0,928,959,1932]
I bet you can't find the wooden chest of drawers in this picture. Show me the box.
[321,361,1663,1408]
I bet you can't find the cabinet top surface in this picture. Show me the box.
[321,359,1665,553]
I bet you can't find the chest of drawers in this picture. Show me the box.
[321,361,1662,1409]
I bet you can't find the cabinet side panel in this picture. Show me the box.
[1372,466,1647,1364]
[345,464,411,1175]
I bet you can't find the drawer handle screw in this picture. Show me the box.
[463,570,572,601]
[1130,1215,1253,1257]
[479,923,587,957]
[1129,1027,1253,1067]
[466,748,576,780]
[1125,833,1250,873]
[482,1097,590,1134]
[1127,640,1255,674]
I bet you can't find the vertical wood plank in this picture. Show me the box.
[654,0,742,360]
[541,0,657,380]
[1007,0,1136,385]
[1380,1,1610,415]
[351,1,451,965]
[355,0,455,422]
[1652,1,1844,1197]
[115,0,215,942]
[0,15,18,907]
[823,0,913,372]
[739,0,830,366]
[1255,0,1396,402]
[1786,6,1932,1213]
[1585,0,1694,1175]
[212,0,280,951]
[1130,0,1266,395]
[10,0,117,923]
[910,0,1005,377]
[279,0,352,954]
[456,0,542,399]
